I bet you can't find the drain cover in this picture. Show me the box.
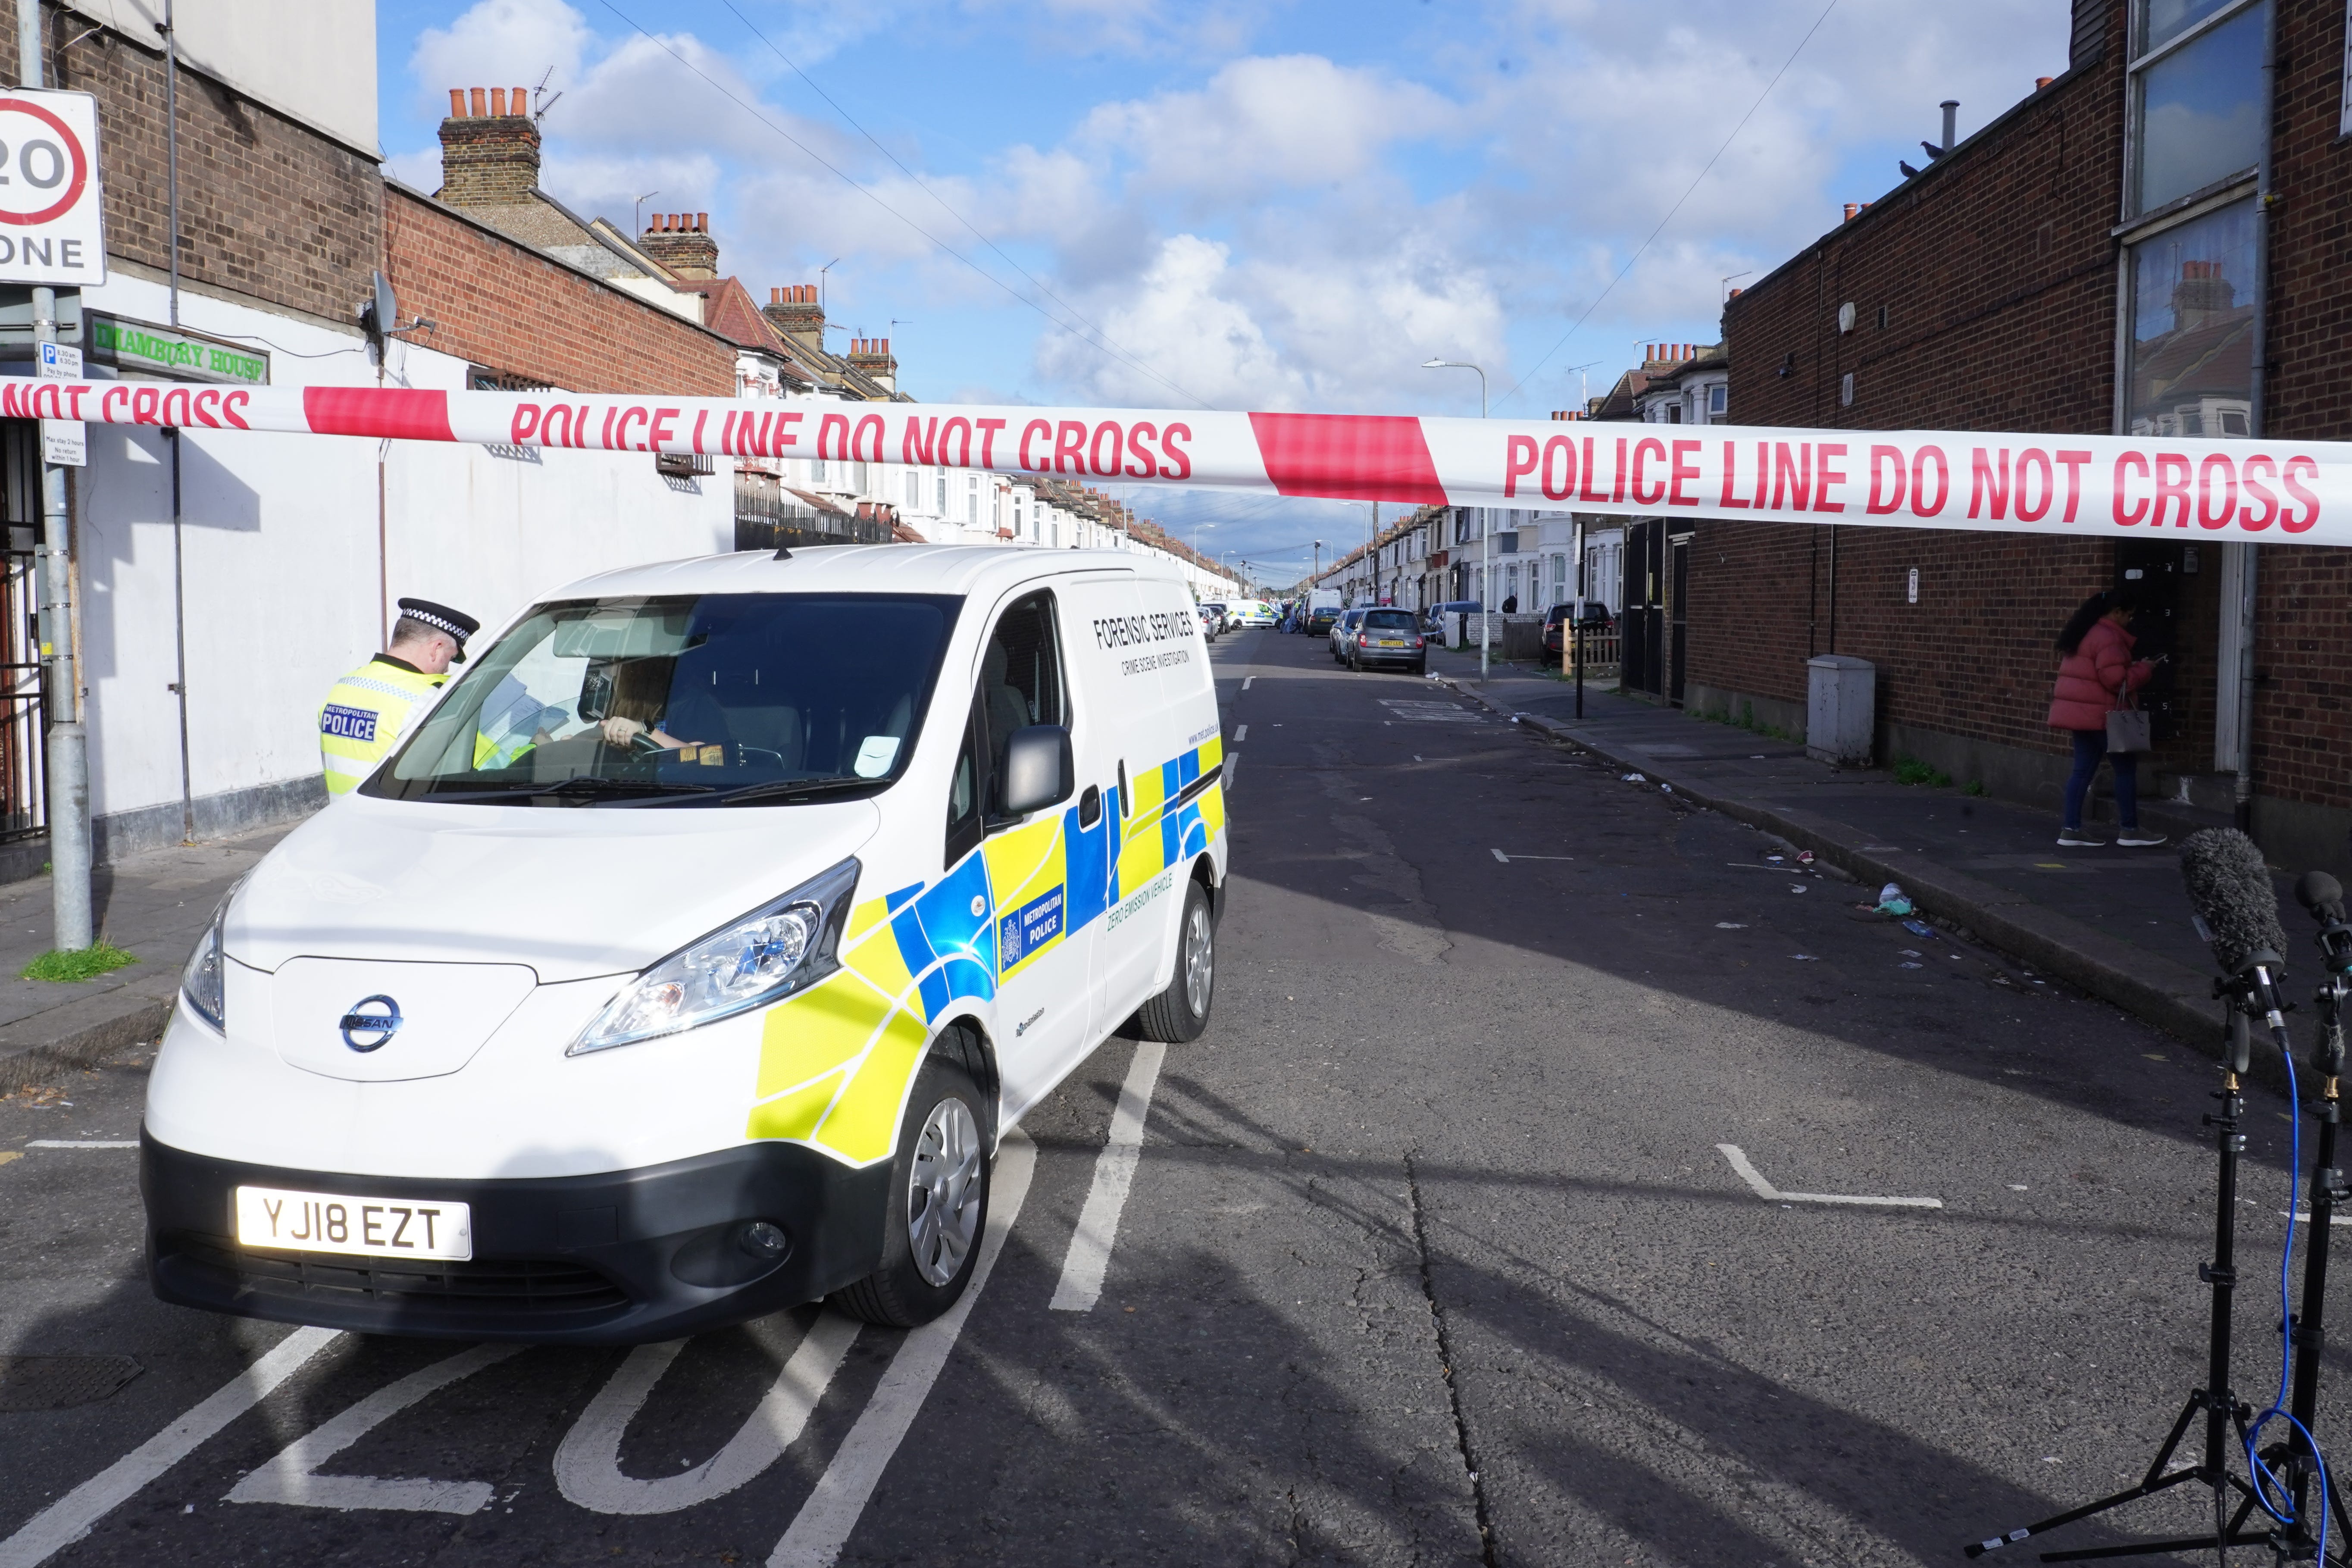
[0,1354,142,1412]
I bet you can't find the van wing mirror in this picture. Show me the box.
[1000,724,1073,818]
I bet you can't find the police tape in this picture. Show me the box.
[15,376,2349,548]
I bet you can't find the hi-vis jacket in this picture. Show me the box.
[318,657,445,796]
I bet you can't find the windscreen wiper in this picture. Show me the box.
[416,775,719,805]
[717,775,886,807]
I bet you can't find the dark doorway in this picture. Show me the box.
[1620,520,1667,697]
[2114,540,2184,744]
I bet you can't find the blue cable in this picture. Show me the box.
[2243,1044,2335,1562]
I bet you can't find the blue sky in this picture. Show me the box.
[377,0,2072,582]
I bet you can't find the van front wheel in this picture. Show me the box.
[831,1050,991,1328]
[1133,881,1214,1042]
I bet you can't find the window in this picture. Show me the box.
[936,473,948,512]
[2119,0,2265,438]
[2129,0,2267,217]
[966,475,980,525]
[2123,198,2256,435]
[372,593,960,807]
[905,469,921,510]
[977,591,1067,822]
[1708,384,1727,416]
[812,458,828,485]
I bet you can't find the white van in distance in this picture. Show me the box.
[143,545,1228,1342]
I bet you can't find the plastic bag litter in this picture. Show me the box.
[1660,782,1673,794]
[1621,772,1647,783]
[1901,917,1935,939]
[1874,881,1914,916]
[1796,850,1816,866]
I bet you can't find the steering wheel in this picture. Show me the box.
[627,731,668,756]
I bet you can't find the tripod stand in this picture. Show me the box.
[2254,904,2352,1561]
[1964,972,2278,1562]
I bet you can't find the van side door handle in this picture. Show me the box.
[1078,784,1101,828]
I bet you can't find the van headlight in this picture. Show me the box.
[571,857,860,1055]
[180,894,231,1032]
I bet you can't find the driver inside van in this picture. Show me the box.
[597,656,701,753]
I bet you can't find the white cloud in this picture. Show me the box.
[407,0,594,118]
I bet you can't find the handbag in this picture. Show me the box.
[2105,681,2152,754]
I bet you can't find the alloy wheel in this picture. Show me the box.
[906,1097,983,1286]
[1182,898,1214,1018]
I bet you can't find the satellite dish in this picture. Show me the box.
[373,272,398,333]
[1836,300,1856,334]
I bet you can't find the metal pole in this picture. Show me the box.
[2229,1,2277,836]
[163,2,191,844]
[20,0,90,949]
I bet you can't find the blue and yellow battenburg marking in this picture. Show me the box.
[744,732,1224,1166]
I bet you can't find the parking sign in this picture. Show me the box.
[0,90,105,286]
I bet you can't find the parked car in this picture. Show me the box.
[1328,607,1365,662]
[1304,601,1342,638]
[1540,603,1614,665]
[1345,607,1429,676]
[1197,604,1221,641]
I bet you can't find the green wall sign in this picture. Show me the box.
[88,315,269,385]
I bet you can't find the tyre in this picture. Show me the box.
[1411,658,1427,676]
[1132,879,1215,1043]
[831,1045,992,1328]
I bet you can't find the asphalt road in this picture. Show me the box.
[0,625,2335,1566]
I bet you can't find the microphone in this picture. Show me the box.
[2181,829,2290,1028]
[2295,870,2352,977]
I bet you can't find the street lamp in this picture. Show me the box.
[1423,358,1491,679]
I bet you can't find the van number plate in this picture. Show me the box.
[235,1185,474,1261]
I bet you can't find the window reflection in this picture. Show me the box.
[2140,0,2241,52]
[2124,198,2255,438]
[2134,2,2265,213]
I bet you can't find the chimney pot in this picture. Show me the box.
[490,87,507,116]
[2035,75,2053,90]
[696,211,707,232]
[448,88,466,118]
[1843,203,1858,221]
[513,84,528,113]
[470,87,488,117]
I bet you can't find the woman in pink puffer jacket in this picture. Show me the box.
[2047,588,2162,848]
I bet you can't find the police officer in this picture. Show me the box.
[318,598,480,797]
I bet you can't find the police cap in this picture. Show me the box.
[395,597,481,663]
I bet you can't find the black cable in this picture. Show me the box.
[593,0,1210,410]
[1495,0,1840,413]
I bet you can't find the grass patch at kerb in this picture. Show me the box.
[1893,755,1955,788]
[20,943,138,983]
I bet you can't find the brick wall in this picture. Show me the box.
[1698,0,2352,830]
[384,188,736,397]
[2244,0,2352,814]
[9,6,383,327]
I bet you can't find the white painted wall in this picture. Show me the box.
[58,269,732,841]
[69,0,380,156]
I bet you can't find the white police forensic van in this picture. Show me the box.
[144,545,1227,1341]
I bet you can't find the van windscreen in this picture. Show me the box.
[367,593,961,807]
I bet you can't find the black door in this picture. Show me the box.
[1669,538,1689,707]
[2114,541,2183,741]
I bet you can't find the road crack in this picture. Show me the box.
[1405,1150,1500,1568]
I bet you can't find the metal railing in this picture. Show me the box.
[0,541,44,840]
[733,472,892,550]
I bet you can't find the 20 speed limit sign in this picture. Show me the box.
[0,90,105,286]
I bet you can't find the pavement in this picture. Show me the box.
[0,824,298,1095]
[1414,639,2266,1064]
[0,624,2301,1565]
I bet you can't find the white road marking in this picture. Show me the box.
[1242,676,1254,690]
[1222,755,1239,792]
[228,1343,523,1513]
[1493,851,1575,861]
[767,1130,1038,1568]
[26,1140,138,1149]
[1490,849,1508,864]
[1050,1041,1167,1313]
[0,1326,342,1568]
[1716,1144,1942,1210]
[556,1314,860,1515]
[1232,724,1248,743]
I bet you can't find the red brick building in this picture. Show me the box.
[1696,0,2352,874]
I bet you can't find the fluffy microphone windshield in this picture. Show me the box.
[2180,828,2290,974]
